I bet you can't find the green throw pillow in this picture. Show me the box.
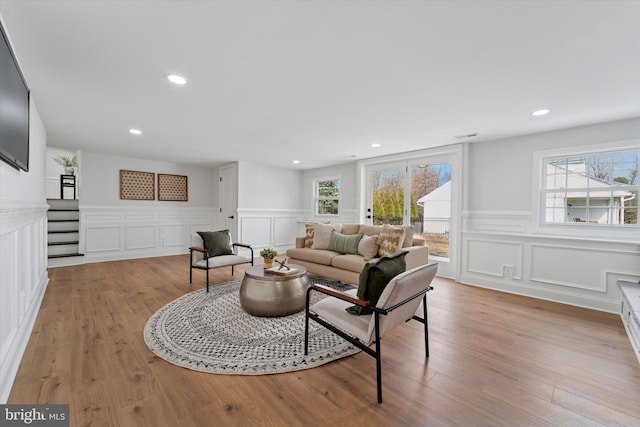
[346,251,407,315]
[197,230,233,258]
[328,230,363,255]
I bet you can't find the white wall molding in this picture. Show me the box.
[237,208,308,254]
[461,210,640,313]
[80,205,215,263]
[0,205,49,403]
[463,210,533,234]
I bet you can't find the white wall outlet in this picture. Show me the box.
[159,239,164,247]
[502,264,514,277]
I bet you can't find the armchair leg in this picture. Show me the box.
[206,270,209,293]
[374,312,383,404]
[422,294,429,357]
[304,291,311,355]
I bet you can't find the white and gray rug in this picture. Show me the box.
[144,278,360,375]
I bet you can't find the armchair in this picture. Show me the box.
[304,262,437,403]
[189,231,254,292]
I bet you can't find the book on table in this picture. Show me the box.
[265,266,299,275]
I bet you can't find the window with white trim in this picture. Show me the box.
[542,149,638,226]
[314,177,340,216]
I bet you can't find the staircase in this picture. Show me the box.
[47,199,83,267]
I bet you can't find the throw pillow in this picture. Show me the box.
[304,223,315,248]
[197,230,233,258]
[328,230,363,254]
[376,224,406,257]
[346,251,407,315]
[357,235,379,260]
[311,223,343,250]
[401,225,415,248]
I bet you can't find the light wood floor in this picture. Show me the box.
[9,255,640,426]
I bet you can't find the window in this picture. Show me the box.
[542,149,639,226]
[314,177,340,216]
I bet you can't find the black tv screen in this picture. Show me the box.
[0,20,29,172]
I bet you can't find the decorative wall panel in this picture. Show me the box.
[120,170,155,200]
[158,174,188,201]
[125,226,155,250]
[159,225,187,247]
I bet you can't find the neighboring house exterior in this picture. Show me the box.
[416,180,451,234]
[545,162,635,224]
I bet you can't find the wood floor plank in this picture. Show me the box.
[8,255,640,426]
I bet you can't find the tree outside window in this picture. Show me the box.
[315,178,340,216]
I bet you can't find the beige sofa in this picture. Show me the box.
[286,223,429,285]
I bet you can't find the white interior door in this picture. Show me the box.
[219,164,238,240]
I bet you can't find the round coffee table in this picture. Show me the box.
[239,264,309,317]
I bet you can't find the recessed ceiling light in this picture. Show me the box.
[129,128,142,135]
[292,160,300,164]
[532,109,550,116]
[167,74,188,85]
[371,143,381,148]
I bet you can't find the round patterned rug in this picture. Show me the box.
[144,278,360,374]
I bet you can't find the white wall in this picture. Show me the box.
[78,151,218,263]
[236,162,304,255]
[0,97,49,403]
[462,118,640,312]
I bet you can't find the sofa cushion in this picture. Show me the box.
[401,225,416,248]
[328,230,363,255]
[286,248,339,266]
[197,230,233,257]
[347,251,407,315]
[311,223,343,250]
[340,223,361,235]
[377,224,406,257]
[359,224,383,236]
[331,254,369,273]
[357,235,379,260]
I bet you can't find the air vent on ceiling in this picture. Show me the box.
[454,133,479,139]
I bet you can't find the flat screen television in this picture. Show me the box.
[0,19,30,172]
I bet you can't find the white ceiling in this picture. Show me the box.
[1,0,639,170]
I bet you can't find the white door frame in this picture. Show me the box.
[357,144,463,280]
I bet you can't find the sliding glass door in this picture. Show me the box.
[364,149,459,278]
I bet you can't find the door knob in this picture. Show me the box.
[228,215,234,219]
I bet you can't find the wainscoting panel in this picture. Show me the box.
[238,209,306,254]
[125,226,155,250]
[530,244,610,291]
[85,226,121,252]
[461,210,640,313]
[160,225,187,247]
[274,217,299,247]
[0,203,49,403]
[239,216,272,248]
[466,239,523,279]
[80,206,215,263]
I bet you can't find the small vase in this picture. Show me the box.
[263,259,274,269]
[65,167,74,175]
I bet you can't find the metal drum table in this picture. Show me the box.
[239,264,309,317]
